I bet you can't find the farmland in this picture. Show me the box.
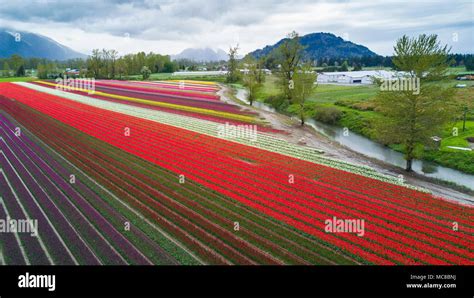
[1,80,473,265]
[254,74,474,175]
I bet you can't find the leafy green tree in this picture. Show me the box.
[465,56,474,71]
[88,49,102,78]
[109,49,118,79]
[226,44,240,83]
[256,57,266,84]
[456,96,474,132]
[242,56,262,106]
[116,59,127,79]
[263,55,278,70]
[3,62,11,77]
[276,31,305,102]
[37,63,47,79]
[353,63,362,71]
[289,63,317,125]
[101,49,110,78]
[340,61,349,71]
[163,61,176,73]
[374,34,456,171]
[16,65,25,77]
[10,54,24,74]
[141,66,151,80]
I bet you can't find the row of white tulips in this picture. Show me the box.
[17,82,429,193]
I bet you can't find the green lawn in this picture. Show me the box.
[256,75,281,99]
[311,84,378,103]
[424,119,474,174]
[256,75,379,103]
[0,77,36,82]
[437,79,474,88]
[440,120,474,151]
[447,66,472,75]
[258,74,473,106]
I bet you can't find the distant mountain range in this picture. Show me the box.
[0,29,377,63]
[249,32,378,60]
[0,28,87,60]
[171,47,228,62]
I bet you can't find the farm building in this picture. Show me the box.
[240,68,272,75]
[317,70,400,85]
[172,70,227,76]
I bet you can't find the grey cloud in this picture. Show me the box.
[0,0,471,55]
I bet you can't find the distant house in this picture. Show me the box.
[65,68,80,77]
[317,70,401,85]
[240,68,249,75]
[239,68,271,75]
[456,74,474,81]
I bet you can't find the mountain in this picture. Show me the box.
[249,32,378,59]
[0,28,87,60]
[172,48,228,62]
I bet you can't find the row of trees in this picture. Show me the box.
[0,50,182,79]
[256,52,392,71]
[464,55,474,71]
[228,31,316,125]
[1,55,87,78]
[174,58,226,71]
[254,50,474,72]
[226,45,267,106]
[1,54,27,77]
[85,49,178,79]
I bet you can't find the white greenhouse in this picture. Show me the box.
[317,70,400,85]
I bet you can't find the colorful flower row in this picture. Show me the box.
[3,83,472,265]
[1,95,357,265]
[0,111,187,265]
[35,80,257,123]
[97,80,221,98]
[20,81,427,191]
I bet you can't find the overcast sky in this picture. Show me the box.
[0,0,472,56]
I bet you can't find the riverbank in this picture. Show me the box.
[220,84,474,206]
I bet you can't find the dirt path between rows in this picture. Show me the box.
[218,85,474,206]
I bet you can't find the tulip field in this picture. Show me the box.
[0,80,473,265]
